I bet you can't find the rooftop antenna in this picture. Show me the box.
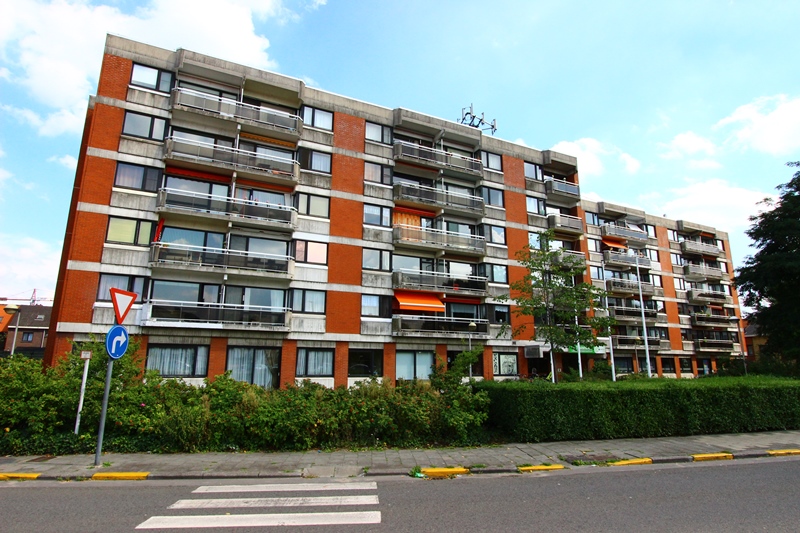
[460,104,497,135]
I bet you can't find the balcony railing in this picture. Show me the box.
[681,240,723,256]
[545,178,580,198]
[393,224,486,255]
[694,338,735,351]
[688,289,728,303]
[683,263,725,281]
[392,269,488,295]
[611,335,663,351]
[691,313,737,327]
[150,242,293,274]
[157,188,296,229]
[392,315,489,336]
[393,141,482,176]
[605,278,655,295]
[393,183,484,214]
[172,88,301,136]
[165,137,298,182]
[603,250,651,269]
[608,306,658,320]
[601,224,649,243]
[548,213,584,234]
[148,300,290,327]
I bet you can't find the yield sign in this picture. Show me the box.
[109,287,137,324]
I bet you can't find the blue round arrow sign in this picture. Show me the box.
[105,324,129,360]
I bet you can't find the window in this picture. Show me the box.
[587,238,602,252]
[396,351,434,381]
[670,253,684,266]
[490,305,510,324]
[479,263,508,283]
[106,217,154,246]
[480,151,502,171]
[493,353,518,376]
[661,357,676,374]
[295,240,328,264]
[295,193,330,218]
[238,141,294,163]
[115,163,161,192]
[645,249,659,261]
[484,225,506,245]
[679,358,693,374]
[674,277,687,291]
[615,357,634,374]
[225,286,284,308]
[301,106,333,130]
[97,274,146,302]
[151,280,219,303]
[122,111,167,140]
[21,332,34,343]
[363,248,391,271]
[227,347,280,389]
[590,266,604,280]
[447,350,483,377]
[296,348,334,377]
[668,229,679,242]
[130,64,173,93]
[348,349,383,377]
[230,235,288,257]
[298,149,332,173]
[172,129,234,149]
[365,122,392,144]
[361,294,392,317]
[646,224,657,238]
[364,162,392,185]
[364,204,391,227]
[481,187,504,207]
[524,162,543,181]
[650,274,662,287]
[161,226,224,249]
[529,232,542,249]
[526,196,546,215]
[146,345,208,377]
[586,212,600,226]
[291,289,326,313]
[716,239,725,251]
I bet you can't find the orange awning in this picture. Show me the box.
[602,238,627,249]
[394,291,445,312]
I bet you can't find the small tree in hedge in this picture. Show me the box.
[503,229,613,382]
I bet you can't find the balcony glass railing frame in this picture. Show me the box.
[391,269,488,295]
[548,213,584,233]
[150,242,293,274]
[603,250,651,269]
[393,183,484,213]
[165,137,298,180]
[605,278,655,295]
[544,177,580,198]
[601,224,649,242]
[393,141,482,175]
[157,187,296,227]
[393,224,486,255]
[392,315,490,336]
[148,299,290,327]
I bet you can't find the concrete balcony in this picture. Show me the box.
[688,288,728,304]
[393,224,486,256]
[608,306,658,324]
[392,270,488,296]
[548,213,584,235]
[150,242,294,278]
[393,141,482,178]
[553,249,586,266]
[606,278,655,296]
[545,178,580,205]
[164,137,299,186]
[603,250,650,270]
[172,88,301,141]
[694,339,735,352]
[683,263,725,281]
[145,300,291,330]
[392,315,489,337]
[611,335,663,352]
[601,224,649,245]
[691,313,737,327]
[156,188,296,232]
[681,240,723,256]
[393,183,485,218]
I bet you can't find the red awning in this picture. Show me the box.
[394,292,445,312]
[602,238,627,249]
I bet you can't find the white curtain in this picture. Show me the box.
[147,346,208,377]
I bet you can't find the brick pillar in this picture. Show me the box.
[485,346,495,380]
[383,343,396,384]
[435,344,448,374]
[206,337,227,383]
[334,341,349,388]
[280,340,297,389]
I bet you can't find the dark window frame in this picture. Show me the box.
[146,344,209,378]
[291,288,327,314]
[106,216,154,247]
[295,240,328,265]
[130,63,174,93]
[365,122,392,144]
[301,106,333,131]
[114,162,161,192]
[122,111,168,141]
[296,348,335,377]
[295,192,330,218]
[348,349,384,377]
[363,204,392,227]
[362,248,391,271]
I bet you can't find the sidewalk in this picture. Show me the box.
[3,430,800,480]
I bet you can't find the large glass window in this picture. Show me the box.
[483,225,506,245]
[348,349,383,377]
[295,240,328,264]
[393,255,434,272]
[364,204,391,227]
[481,151,502,171]
[481,187,504,207]
[296,193,329,218]
[146,345,208,377]
[161,227,224,249]
[365,122,392,144]
[115,162,160,192]
[106,217,153,246]
[363,248,391,271]
[225,286,285,308]
[396,351,434,381]
[296,348,334,377]
[301,106,333,130]
[527,196,546,215]
[364,162,392,185]
[361,294,391,317]
[524,162,543,181]
[227,347,280,389]
[130,64,173,93]
[122,111,167,140]
[230,235,288,256]
[151,280,219,303]
[97,274,146,302]
[292,289,326,314]
[493,353,518,376]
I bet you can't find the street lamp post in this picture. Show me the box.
[468,321,477,378]
[4,304,20,355]
[633,252,652,377]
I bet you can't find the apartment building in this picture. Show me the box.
[44,35,743,385]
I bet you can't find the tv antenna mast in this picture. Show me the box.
[460,104,497,135]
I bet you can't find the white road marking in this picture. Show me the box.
[192,481,377,493]
[136,511,382,529]
[169,494,380,509]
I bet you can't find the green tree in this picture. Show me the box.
[502,229,614,381]
[736,161,800,367]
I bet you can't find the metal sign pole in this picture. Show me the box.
[74,352,92,435]
[94,357,114,466]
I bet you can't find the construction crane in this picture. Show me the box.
[0,289,54,306]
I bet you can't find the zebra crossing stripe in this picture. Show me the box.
[192,481,377,493]
[135,511,382,529]
[169,494,380,509]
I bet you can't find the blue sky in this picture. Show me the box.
[1,0,798,301]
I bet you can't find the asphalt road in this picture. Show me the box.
[2,457,799,532]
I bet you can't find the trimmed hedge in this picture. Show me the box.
[474,377,800,442]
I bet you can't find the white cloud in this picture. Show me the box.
[0,143,5,158]
[688,159,723,170]
[513,138,529,147]
[0,168,11,184]
[0,234,61,300]
[0,67,10,80]
[715,94,800,155]
[48,154,78,170]
[660,131,717,160]
[551,138,639,179]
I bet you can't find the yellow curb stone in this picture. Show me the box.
[692,453,733,462]
[420,467,469,478]
[91,472,150,480]
[611,458,653,466]
[518,465,566,472]
[767,449,800,456]
[0,473,41,480]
